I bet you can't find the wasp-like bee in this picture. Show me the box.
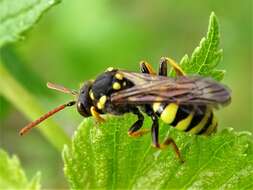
[20,57,231,162]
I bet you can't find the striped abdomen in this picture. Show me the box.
[152,103,217,135]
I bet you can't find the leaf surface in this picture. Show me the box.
[63,115,253,190]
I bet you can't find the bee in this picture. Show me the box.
[19,57,231,162]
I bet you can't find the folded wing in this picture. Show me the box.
[111,71,231,108]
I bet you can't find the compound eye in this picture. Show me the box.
[77,101,91,117]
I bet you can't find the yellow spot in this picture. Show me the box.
[97,95,107,109]
[89,90,95,100]
[189,109,211,134]
[160,103,179,124]
[106,67,114,71]
[113,82,121,90]
[115,73,123,80]
[153,102,161,112]
[100,95,107,104]
[97,102,103,109]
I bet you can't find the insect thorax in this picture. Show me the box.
[84,69,134,115]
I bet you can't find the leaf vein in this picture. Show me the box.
[182,140,233,189]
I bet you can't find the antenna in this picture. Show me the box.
[19,101,76,136]
[47,82,78,96]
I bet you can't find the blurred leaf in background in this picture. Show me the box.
[0,149,40,190]
[1,45,51,95]
[0,0,69,188]
[0,96,10,118]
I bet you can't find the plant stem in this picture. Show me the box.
[0,62,70,151]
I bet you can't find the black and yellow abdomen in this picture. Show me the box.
[152,103,218,135]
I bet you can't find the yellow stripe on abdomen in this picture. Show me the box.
[175,112,194,131]
[160,103,179,124]
[189,109,211,134]
[204,115,218,135]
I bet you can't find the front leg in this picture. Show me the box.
[151,114,184,163]
[90,106,105,123]
[128,108,150,137]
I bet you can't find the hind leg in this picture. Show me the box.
[151,114,184,163]
[159,57,186,76]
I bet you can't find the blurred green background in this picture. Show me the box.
[1,0,252,188]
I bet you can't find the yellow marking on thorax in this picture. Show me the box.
[106,67,114,71]
[160,103,179,124]
[89,90,95,100]
[97,95,107,109]
[189,109,211,134]
[204,115,218,135]
[113,82,121,90]
[175,112,194,131]
[153,102,161,113]
[115,73,123,80]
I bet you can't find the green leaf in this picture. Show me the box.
[1,45,52,95]
[0,0,60,47]
[63,115,253,189]
[0,96,10,118]
[0,149,41,190]
[171,12,224,81]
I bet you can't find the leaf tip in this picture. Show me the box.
[208,11,219,33]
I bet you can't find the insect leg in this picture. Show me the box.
[160,57,186,76]
[151,114,184,163]
[90,106,105,123]
[128,108,150,137]
[151,114,160,147]
[159,58,168,76]
[139,61,156,74]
